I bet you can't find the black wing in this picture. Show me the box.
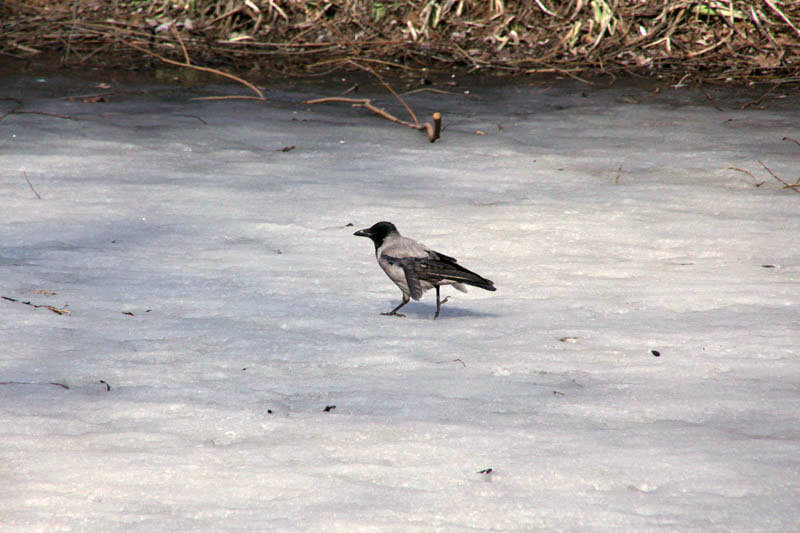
[400,261,424,300]
[412,250,496,291]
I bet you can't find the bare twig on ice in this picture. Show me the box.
[728,166,765,187]
[347,60,419,126]
[758,160,800,194]
[192,95,268,101]
[782,137,800,148]
[175,114,208,125]
[0,381,70,389]
[402,88,465,97]
[301,96,441,142]
[692,77,723,111]
[122,40,265,100]
[23,171,42,199]
[5,107,81,121]
[2,295,70,315]
[740,83,781,110]
[340,84,359,96]
[301,62,442,142]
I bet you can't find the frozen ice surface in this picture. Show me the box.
[1,73,799,531]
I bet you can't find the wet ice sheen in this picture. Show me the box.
[1,74,798,531]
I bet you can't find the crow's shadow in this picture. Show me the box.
[381,301,498,319]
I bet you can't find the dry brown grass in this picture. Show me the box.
[1,1,799,83]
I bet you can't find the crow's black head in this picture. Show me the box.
[354,221,398,249]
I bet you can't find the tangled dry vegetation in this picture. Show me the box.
[1,0,799,83]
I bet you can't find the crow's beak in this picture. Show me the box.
[354,229,371,237]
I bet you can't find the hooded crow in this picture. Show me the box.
[354,221,496,319]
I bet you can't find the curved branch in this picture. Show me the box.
[122,40,265,100]
[301,97,441,142]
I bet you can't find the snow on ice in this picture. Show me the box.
[1,72,799,531]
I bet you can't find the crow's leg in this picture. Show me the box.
[382,293,410,318]
[434,286,450,319]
